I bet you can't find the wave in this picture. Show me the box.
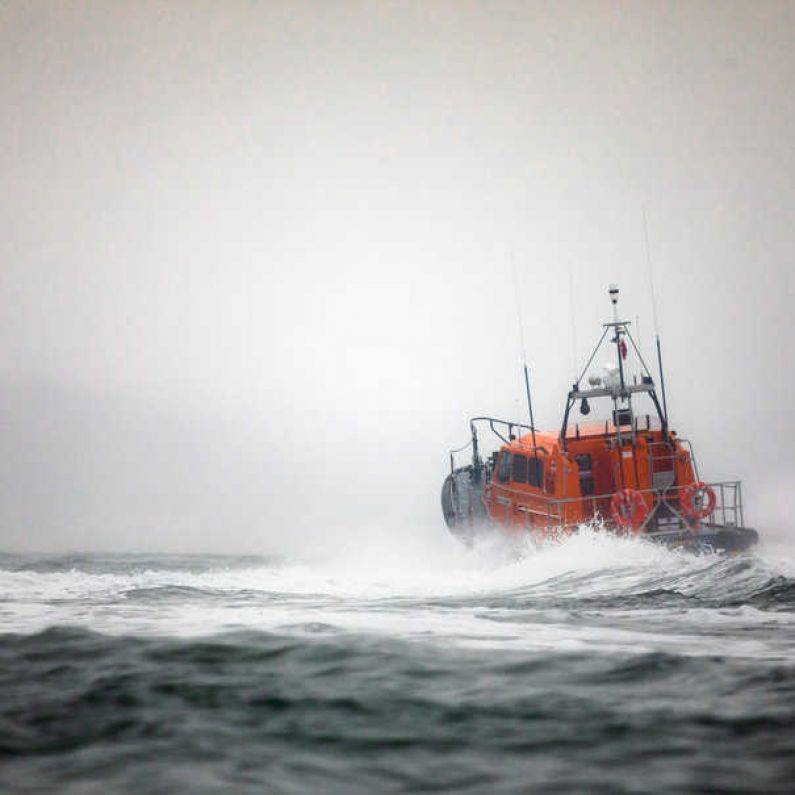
[1,623,794,791]
[2,535,795,792]
[2,528,793,600]
[1,530,794,659]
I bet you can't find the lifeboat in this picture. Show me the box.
[441,285,759,553]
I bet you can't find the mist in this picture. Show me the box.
[2,1,794,554]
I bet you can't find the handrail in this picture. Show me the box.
[449,415,545,474]
[486,479,743,531]
[492,479,737,506]
[448,439,473,456]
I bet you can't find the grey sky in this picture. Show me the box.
[1,1,794,553]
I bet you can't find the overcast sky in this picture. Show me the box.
[1,1,794,553]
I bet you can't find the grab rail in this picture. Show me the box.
[486,480,744,532]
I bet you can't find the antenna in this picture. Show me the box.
[635,314,641,379]
[608,284,626,391]
[567,264,578,383]
[609,282,620,322]
[643,207,660,337]
[642,208,669,429]
[511,260,537,451]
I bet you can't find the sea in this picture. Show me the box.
[1,529,794,794]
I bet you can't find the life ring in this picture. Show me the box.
[610,488,649,532]
[680,481,717,523]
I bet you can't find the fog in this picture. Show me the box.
[1,1,794,554]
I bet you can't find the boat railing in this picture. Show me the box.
[563,413,665,440]
[490,480,744,532]
[645,437,701,482]
[449,415,539,474]
[677,439,700,480]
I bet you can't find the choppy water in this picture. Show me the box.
[2,530,795,793]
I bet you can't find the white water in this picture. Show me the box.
[3,530,795,662]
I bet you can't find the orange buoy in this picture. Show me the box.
[610,488,649,532]
[680,481,717,524]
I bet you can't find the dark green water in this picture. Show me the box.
[1,535,794,793]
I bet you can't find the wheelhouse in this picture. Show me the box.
[443,286,749,545]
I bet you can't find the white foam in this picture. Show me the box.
[1,527,793,660]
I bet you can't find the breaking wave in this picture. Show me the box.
[1,530,795,792]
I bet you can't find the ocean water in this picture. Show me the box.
[1,530,795,793]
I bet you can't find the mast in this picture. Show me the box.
[523,363,537,451]
[642,208,670,434]
[560,285,668,452]
[512,262,537,452]
[609,283,626,393]
[656,337,669,430]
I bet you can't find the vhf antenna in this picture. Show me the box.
[568,264,578,384]
[609,283,626,392]
[643,208,669,431]
[511,260,537,451]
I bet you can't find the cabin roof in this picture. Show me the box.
[507,430,560,453]
[506,422,667,455]
[565,422,619,437]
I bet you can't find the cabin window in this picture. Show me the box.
[512,454,528,483]
[527,457,544,488]
[497,452,512,483]
[613,408,633,428]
